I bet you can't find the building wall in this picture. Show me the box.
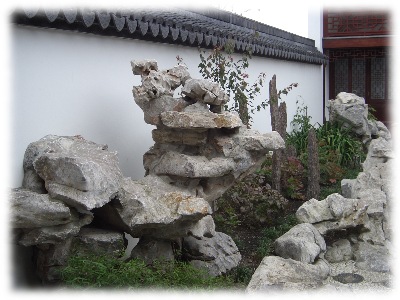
[11,25,323,188]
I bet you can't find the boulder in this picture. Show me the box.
[73,228,125,257]
[160,111,243,129]
[246,256,330,291]
[274,223,326,263]
[31,136,123,211]
[130,236,174,264]
[181,78,229,106]
[186,215,216,239]
[353,242,390,273]
[183,232,241,276]
[362,137,393,172]
[95,176,212,239]
[325,239,353,263]
[152,151,235,178]
[10,188,72,228]
[296,194,368,235]
[18,211,93,246]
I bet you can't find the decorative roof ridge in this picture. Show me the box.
[11,7,328,65]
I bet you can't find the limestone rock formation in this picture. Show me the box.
[246,256,330,291]
[11,60,286,284]
[183,232,242,276]
[274,223,326,263]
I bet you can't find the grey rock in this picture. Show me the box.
[341,179,354,198]
[353,242,390,273]
[183,232,241,276]
[10,188,72,228]
[33,136,123,211]
[274,223,326,263]
[362,137,393,172]
[19,211,93,246]
[74,228,125,256]
[131,59,158,75]
[325,239,353,263]
[133,94,191,125]
[296,198,333,224]
[160,111,243,129]
[247,256,330,291]
[100,176,212,239]
[35,238,74,284]
[181,78,229,106]
[186,215,216,239]
[335,92,365,104]
[296,194,368,235]
[130,236,174,264]
[152,151,235,178]
[152,128,208,146]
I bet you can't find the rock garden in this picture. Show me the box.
[10,57,393,292]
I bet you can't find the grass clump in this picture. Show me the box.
[61,253,235,290]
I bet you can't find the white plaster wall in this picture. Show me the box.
[11,25,323,188]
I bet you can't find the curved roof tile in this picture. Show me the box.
[12,7,328,65]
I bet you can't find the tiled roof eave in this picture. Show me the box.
[12,8,328,65]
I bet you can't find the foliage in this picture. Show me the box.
[196,41,298,127]
[228,265,255,286]
[61,253,234,290]
[197,41,265,126]
[257,155,306,201]
[256,214,298,258]
[214,171,289,229]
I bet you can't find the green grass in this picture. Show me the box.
[61,253,235,290]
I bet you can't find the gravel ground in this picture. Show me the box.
[317,260,392,292]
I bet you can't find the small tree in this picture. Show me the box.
[197,41,266,127]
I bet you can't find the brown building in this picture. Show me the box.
[323,10,392,126]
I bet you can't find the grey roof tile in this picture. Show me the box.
[11,7,328,65]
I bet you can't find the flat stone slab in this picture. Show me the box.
[160,111,242,129]
[153,151,235,178]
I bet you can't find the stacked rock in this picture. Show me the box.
[10,60,285,284]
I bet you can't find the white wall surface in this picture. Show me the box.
[11,25,323,188]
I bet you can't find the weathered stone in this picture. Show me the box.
[96,176,212,239]
[335,92,365,104]
[325,239,353,263]
[353,242,390,273]
[160,111,243,129]
[152,128,208,146]
[33,136,123,211]
[246,256,330,291]
[22,169,47,194]
[74,228,125,256]
[362,137,393,171]
[186,215,216,239]
[341,179,354,198]
[131,59,158,75]
[296,194,368,235]
[130,236,174,264]
[10,188,72,228]
[183,232,241,276]
[181,78,229,106]
[19,211,93,246]
[350,162,391,200]
[328,92,371,139]
[274,223,326,263]
[152,151,235,178]
[35,238,74,284]
[295,198,334,224]
[133,94,191,125]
